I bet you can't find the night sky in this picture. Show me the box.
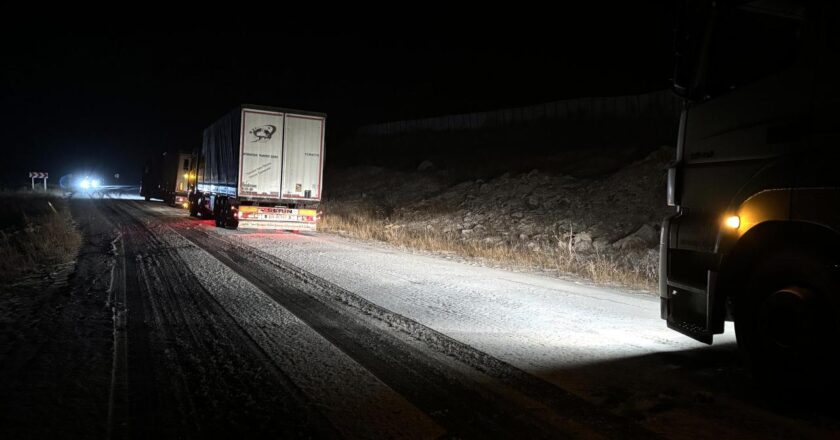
[1,5,675,186]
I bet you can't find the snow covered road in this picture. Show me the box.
[192,208,838,440]
[6,199,831,439]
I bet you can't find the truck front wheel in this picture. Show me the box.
[735,250,839,388]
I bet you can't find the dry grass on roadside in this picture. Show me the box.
[0,192,82,282]
[320,200,658,291]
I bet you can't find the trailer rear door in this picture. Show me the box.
[281,114,325,200]
[239,109,284,198]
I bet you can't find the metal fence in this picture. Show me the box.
[357,89,680,136]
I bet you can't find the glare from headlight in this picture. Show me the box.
[91,179,100,188]
[80,178,90,189]
[724,215,740,230]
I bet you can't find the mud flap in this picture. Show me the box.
[664,271,718,344]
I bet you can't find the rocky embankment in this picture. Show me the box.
[323,147,675,291]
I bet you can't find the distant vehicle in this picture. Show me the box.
[58,173,110,198]
[661,1,840,381]
[189,105,326,231]
[141,151,193,207]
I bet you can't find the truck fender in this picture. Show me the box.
[716,220,840,317]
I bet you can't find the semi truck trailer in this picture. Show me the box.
[662,0,840,381]
[189,105,326,231]
[141,150,193,207]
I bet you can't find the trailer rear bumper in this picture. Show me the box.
[237,220,317,231]
[235,206,318,232]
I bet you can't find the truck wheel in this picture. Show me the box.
[215,207,224,227]
[735,250,839,388]
[216,198,227,228]
[223,202,238,230]
[145,196,150,202]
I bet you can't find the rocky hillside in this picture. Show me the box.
[322,147,675,291]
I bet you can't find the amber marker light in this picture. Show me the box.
[724,215,740,230]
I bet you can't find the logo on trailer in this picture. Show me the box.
[249,125,277,143]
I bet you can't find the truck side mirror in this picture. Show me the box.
[672,0,716,102]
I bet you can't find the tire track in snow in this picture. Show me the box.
[100,204,161,439]
[106,232,128,439]
[101,201,339,438]
[157,204,656,439]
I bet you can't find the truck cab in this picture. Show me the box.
[662,0,840,380]
[173,152,193,208]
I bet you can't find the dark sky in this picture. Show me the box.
[1,5,675,185]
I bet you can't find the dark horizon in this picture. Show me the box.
[1,6,675,186]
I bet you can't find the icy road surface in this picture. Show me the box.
[5,199,835,439]
[135,200,839,439]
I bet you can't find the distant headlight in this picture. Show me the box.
[80,178,90,189]
[91,179,100,188]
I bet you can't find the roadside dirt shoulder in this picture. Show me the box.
[0,198,117,438]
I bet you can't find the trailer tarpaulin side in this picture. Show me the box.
[201,109,241,195]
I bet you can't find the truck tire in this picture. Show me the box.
[145,196,150,202]
[214,204,224,227]
[215,198,227,228]
[735,249,839,388]
[221,200,238,230]
[226,207,238,230]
